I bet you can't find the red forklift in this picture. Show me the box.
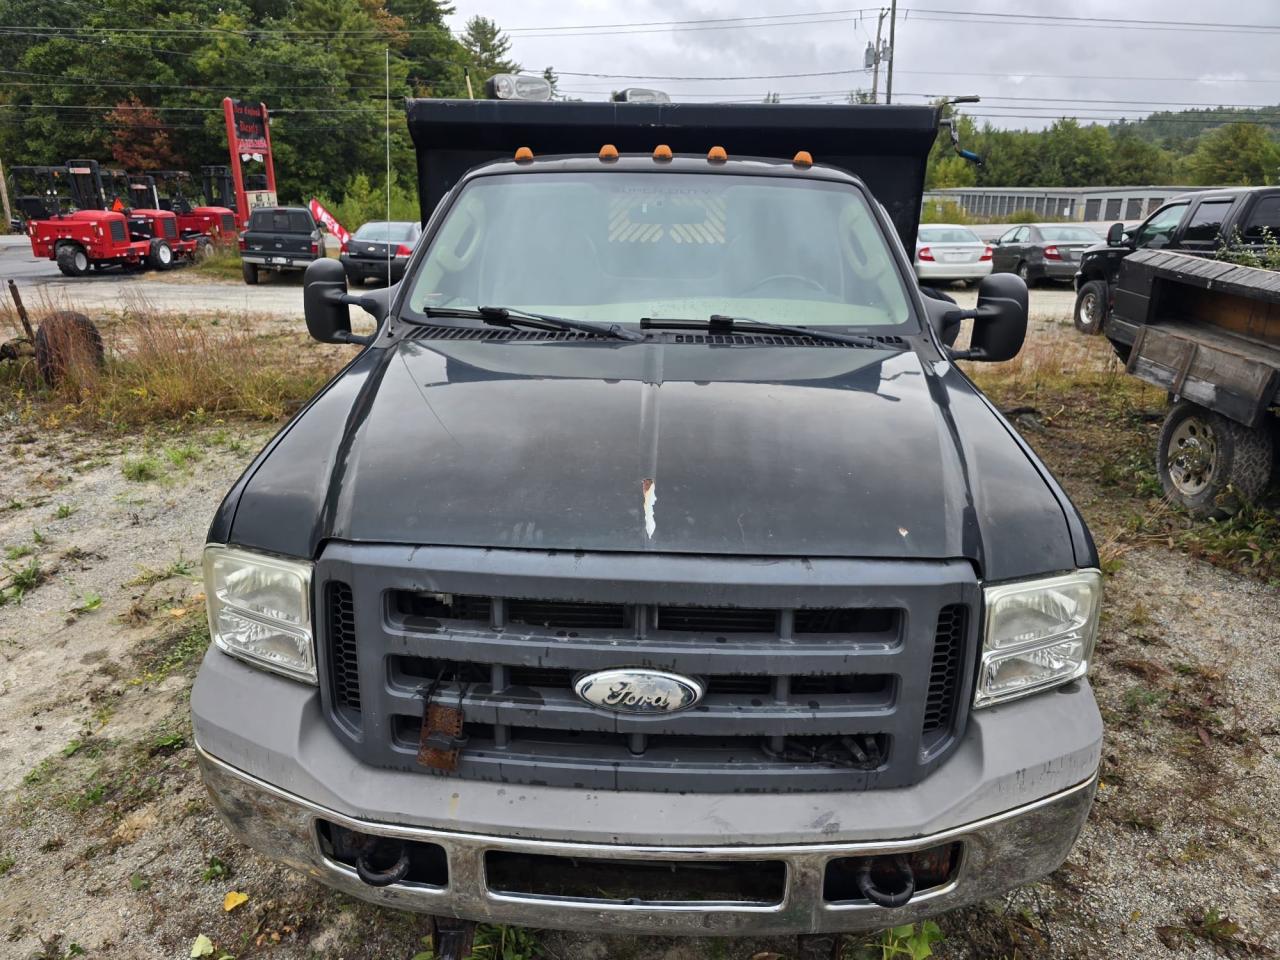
[7,165,73,232]
[151,169,238,241]
[25,159,206,275]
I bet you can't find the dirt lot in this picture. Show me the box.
[1,287,1277,960]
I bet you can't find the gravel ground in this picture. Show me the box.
[1,293,1276,960]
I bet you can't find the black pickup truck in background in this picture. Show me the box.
[1073,186,1280,337]
[239,206,326,284]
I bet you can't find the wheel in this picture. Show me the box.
[194,237,213,261]
[55,245,89,277]
[1074,280,1108,335]
[1156,401,1273,517]
[1016,261,1035,287]
[148,239,174,270]
[34,311,104,386]
[242,261,259,285]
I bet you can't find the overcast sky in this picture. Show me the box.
[444,1,1280,129]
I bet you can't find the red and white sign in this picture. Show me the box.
[308,199,350,246]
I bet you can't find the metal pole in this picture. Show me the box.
[885,0,897,104]
[870,9,887,104]
[0,158,11,233]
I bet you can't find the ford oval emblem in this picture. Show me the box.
[574,669,704,715]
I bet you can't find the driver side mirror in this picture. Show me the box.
[945,273,1027,363]
[303,258,385,345]
[304,259,355,344]
[1106,222,1125,245]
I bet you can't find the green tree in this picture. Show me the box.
[1186,123,1280,185]
[458,15,518,77]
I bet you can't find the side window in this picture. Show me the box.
[1180,200,1234,247]
[997,228,1019,245]
[1012,226,1030,242]
[1242,196,1280,243]
[1134,203,1188,249]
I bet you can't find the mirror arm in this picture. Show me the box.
[333,329,373,347]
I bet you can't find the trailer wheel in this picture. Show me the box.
[34,311,104,386]
[148,239,174,270]
[242,261,259,285]
[1074,280,1108,334]
[56,245,89,277]
[1157,401,1273,517]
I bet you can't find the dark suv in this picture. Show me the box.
[1073,187,1280,335]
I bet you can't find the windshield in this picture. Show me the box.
[355,221,416,242]
[1038,226,1100,242]
[406,172,913,329]
[918,226,980,244]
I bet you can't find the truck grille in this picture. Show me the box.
[316,546,978,793]
[109,220,127,243]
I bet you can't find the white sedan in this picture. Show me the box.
[913,224,993,286]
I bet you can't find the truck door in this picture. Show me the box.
[1130,201,1188,250]
[1173,197,1236,256]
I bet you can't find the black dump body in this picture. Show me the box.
[404,99,941,251]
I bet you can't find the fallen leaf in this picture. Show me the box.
[1197,727,1213,749]
[168,607,189,618]
[223,890,249,912]
[191,934,215,958]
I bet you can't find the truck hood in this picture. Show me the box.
[224,338,1081,579]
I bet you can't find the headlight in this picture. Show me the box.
[203,545,316,683]
[975,569,1101,708]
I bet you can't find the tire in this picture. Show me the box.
[1016,261,1035,287]
[1074,280,1108,335]
[34,311,104,386]
[148,239,174,270]
[55,245,89,277]
[1156,401,1273,517]
[194,237,213,261]
[242,261,259,285]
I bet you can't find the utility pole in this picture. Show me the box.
[870,8,888,104]
[0,158,11,234]
[885,0,898,104]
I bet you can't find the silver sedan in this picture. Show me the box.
[913,225,993,286]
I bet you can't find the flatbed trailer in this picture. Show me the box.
[1103,248,1279,514]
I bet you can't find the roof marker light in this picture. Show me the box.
[599,144,619,161]
[514,146,534,162]
[707,146,727,162]
[653,144,673,161]
[793,151,813,167]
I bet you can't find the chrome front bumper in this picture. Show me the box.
[197,747,1095,936]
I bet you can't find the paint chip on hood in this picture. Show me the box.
[642,478,657,539]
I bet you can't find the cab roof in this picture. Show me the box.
[405,98,941,250]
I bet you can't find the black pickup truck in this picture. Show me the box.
[194,96,1103,958]
[239,206,326,284]
[1073,186,1280,339]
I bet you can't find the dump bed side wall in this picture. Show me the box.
[405,100,940,251]
[1108,248,1280,425]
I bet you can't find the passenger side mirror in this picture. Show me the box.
[944,273,1027,363]
[1106,222,1125,245]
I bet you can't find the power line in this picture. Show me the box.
[901,6,1280,33]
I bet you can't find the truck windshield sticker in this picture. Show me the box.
[608,194,726,245]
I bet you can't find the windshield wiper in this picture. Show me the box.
[416,305,644,342]
[639,315,906,350]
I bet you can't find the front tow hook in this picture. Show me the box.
[354,841,412,887]
[855,854,916,908]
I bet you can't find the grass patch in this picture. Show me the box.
[1,558,48,604]
[1,304,342,429]
[122,455,163,482]
[187,243,245,281]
